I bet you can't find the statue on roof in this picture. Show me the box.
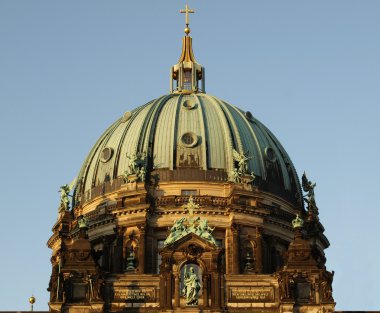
[124,152,147,182]
[59,178,76,211]
[163,196,216,247]
[302,172,317,212]
[164,217,188,246]
[196,219,216,245]
[232,149,251,175]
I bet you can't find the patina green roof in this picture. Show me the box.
[75,93,302,206]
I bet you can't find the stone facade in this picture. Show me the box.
[47,176,337,313]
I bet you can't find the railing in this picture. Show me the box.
[79,169,229,205]
[155,195,229,207]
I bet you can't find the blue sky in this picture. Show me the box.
[0,1,379,311]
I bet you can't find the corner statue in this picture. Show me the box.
[302,172,318,212]
[182,266,201,305]
[59,178,77,211]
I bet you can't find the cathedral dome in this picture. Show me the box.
[74,93,302,207]
[48,10,335,312]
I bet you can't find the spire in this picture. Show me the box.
[170,4,205,94]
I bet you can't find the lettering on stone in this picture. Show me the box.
[114,287,156,303]
[228,287,274,303]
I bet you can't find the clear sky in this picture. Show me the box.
[0,0,379,311]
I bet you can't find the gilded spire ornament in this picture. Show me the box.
[29,295,36,312]
[170,4,205,93]
[180,4,195,35]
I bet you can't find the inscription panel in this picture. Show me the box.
[114,287,156,303]
[228,286,274,303]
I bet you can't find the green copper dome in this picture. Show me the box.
[74,93,302,207]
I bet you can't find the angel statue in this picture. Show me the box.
[230,167,240,183]
[302,172,317,211]
[232,149,251,175]
[164,217,187,246]
[59,178,77,211]
[196,219,216,245]
[126,154,138,175]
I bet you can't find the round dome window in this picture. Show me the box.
[182,99,196,110]
[100,147,114,163]
[180,132,198,148]
[245,111,254,122]
[122,111,132,122]
[265,147,276,162]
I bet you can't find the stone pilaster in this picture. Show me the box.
[255,226,263,273]
[137,224,146,273]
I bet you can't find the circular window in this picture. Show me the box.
[182,99,196,110]
[245,111,254,121]
[122,111,132,122]
[100,147,114,163]
[180,132,198,147]
[265,147,276,162]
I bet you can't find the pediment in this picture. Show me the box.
[161,232,217,253]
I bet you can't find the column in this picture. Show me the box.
[137,224,146,273]
[231,223,240,274]
[174,273,180,307]
[255,227,263,273]
[202,274,209,308]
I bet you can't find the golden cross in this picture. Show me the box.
[180,4,195,26]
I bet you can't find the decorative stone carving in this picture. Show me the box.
[124,152,147,183]
[182,266,201,305]
[58,178,76,211]
[164,196,216,246]
[302,172,318,214]
[320,270,334,302]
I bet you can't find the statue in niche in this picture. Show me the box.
[182,266,201,305]
[302,172,318,212]
[125,245,136,272]
[243,248,255,272]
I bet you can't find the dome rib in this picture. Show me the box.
[225,102,266,178]
[205,95,234,173]
[112,105,145,179]
[194,94,208,170]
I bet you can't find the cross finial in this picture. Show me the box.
[180,4,195,35]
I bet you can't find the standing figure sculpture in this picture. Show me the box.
[58,178,77,211]
[126,154,138,175]
[182,266,201,305]
[302,172,317,212]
